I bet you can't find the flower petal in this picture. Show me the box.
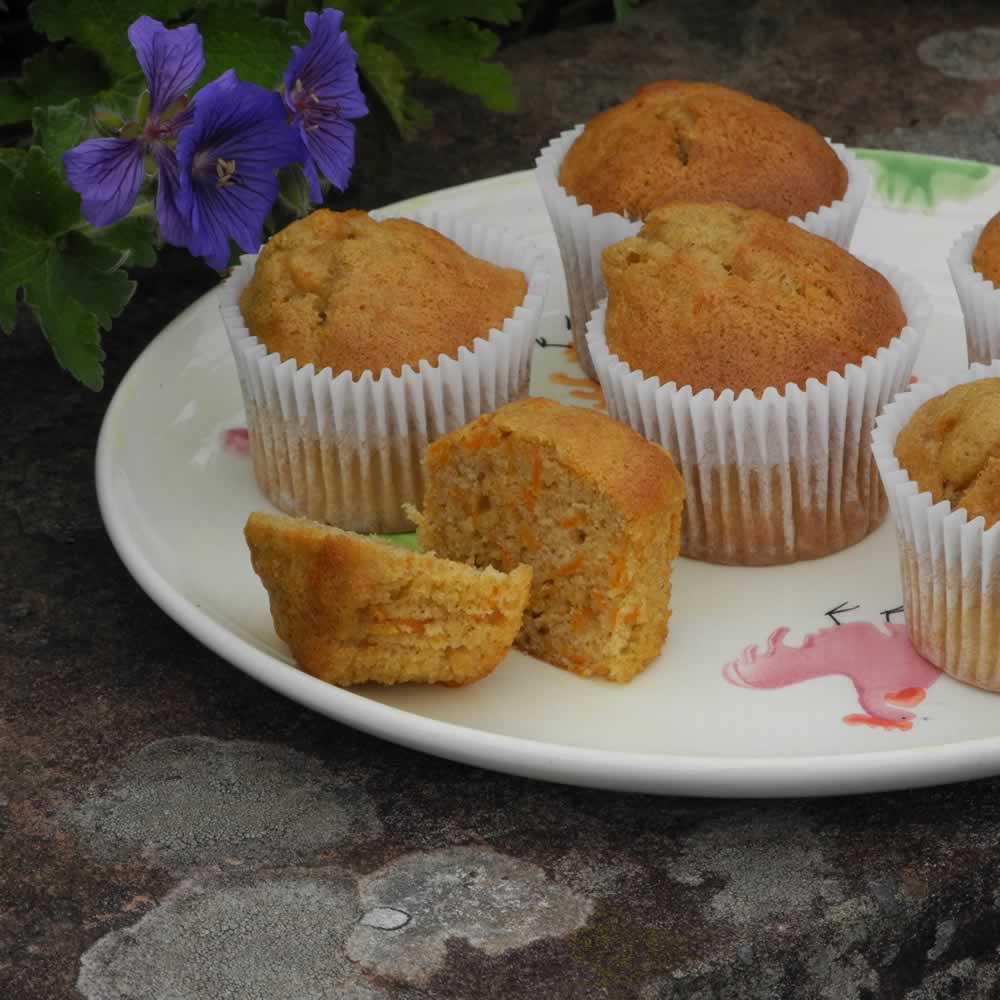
[63,137,144,227]
[300,151,323,204]
[183,181,240,270]
[153,146,192,250]
[301,116,355,193]
[175,71,303,268]
[128,16,205,118]
[284,8,368,121]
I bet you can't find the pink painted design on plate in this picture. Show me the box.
[724,622,942,731]
[221,427,250,456]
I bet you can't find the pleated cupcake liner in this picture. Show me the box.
[871,360,1000,689]
[220,208,549,534]
[535,124,870,379]
[948,224,1000,366]
[586,258,929,566]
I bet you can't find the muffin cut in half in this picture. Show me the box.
[245,511,532,687]
[411,398,685,683]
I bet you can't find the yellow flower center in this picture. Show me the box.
[215,158,237,187]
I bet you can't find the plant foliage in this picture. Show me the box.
[0,1,524,388]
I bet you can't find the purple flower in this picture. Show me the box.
[63,17,203,227]
[284,8,367,202]
[170,71,304,269]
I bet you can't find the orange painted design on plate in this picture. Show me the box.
[549,372,608,410]
[843,713,913,732]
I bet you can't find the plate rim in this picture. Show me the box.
[96,161,1000,799]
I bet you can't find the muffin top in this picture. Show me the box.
[973,211,1000,286]
[601,202,907,395]
[558,81,847,220]
[239,210,528,376]
[893,378,1000,530]
[426,397,684,521]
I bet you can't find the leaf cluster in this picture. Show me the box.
[0,0,527,388]
[301,0,523,138]
[3,0,525,137]
[1,110,157,389]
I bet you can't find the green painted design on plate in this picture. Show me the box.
[855,149,997,211]
[379,532,419,551]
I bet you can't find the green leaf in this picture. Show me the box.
[24,256,107,390]
[88,74,147,120]
[388,1,521,25]
[196,0,305,90]
[94,215,159,269]
[32,101,89,170]
[0,226,49,335]
[353,37,430,138]
[0,146,27,176]
[380,18,514,111]
[0,82,34,127]
[0,45,110,126]
[0,145,139,389]
[285,0,320,21]
[56,233,136,330]
[30,0,189,79]
[8,147,81,238]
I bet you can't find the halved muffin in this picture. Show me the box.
[245,511,532,687]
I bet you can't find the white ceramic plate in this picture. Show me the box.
[97,152,1000,797]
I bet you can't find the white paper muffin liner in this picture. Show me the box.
[220,208,549,534]
[872,360,1000,689]
[536,124,870,378]
[586,258,929,566]
[948,224,1000,365]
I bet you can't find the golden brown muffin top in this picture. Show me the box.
[239,210,528,376]
[426,397,685,521]
[973,211,1000,286]
[557,81,847,220]
[601,202,907,396]
[893,379,1000,529]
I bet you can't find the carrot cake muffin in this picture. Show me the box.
[245,511,532,687]
[558,81,847,223]
[601,201,906,395]
[535,81,866,380]
[239,209,528,375]
[949,214,1000,366]
[221,208,546,534]
[411,398,685,683]
[587,201,927,565]
[973,213,1000,286]
[872,363,1000,691]
[893,378,1000,529]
